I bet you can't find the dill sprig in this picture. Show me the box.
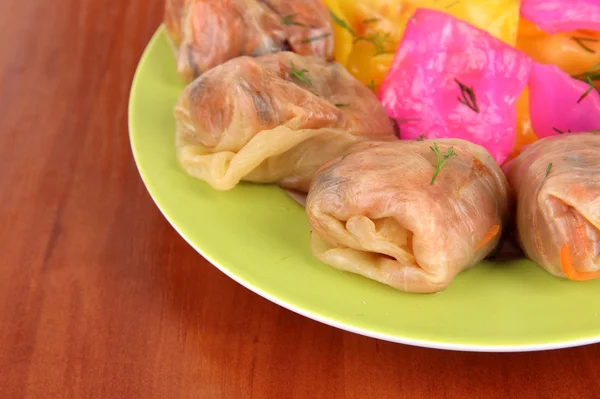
[363,18,380,24]
[367,80,375,90]
[573,63,600,83]
[455,79,479,113]
[430,143,457,185]
[577,76,596,103]
[281,14,305,27]
[572,37,598,54]
[552,127,571,134]
[572,63,600,101]
[334,103,349,107]
[545,163,553,178]
[354,31,391,56]
[289,61,311,85]
[329,9,391,56]
[328,9,356,35]
[302,33,332,43]
[416,134,426,141]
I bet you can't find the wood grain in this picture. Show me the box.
[0,0,599,398]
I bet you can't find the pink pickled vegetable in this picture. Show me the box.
[379,10,531,164]
[521,0,600,34]
[379,9,600,164]
[528,63,600,138]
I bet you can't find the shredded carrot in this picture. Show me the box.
[475,224,500,251]
[560,243,600,281]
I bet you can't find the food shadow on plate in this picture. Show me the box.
[486,237,525,262]
[284,189,307,207]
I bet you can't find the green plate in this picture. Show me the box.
[129,27,600,352]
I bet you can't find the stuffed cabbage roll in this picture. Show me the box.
[306,139,511,293]
[506,133,600,281]
[175,52,397,192]
[164,0,334,81]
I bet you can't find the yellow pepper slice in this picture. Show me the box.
[323,0,520,89]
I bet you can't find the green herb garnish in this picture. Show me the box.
[329,9,356,36]
[430,143,457,185]
[545,163,553,178]
[577,76,596,103]
[335,103,349,107]
[329,8,391,56]
[572,63,600,100]
[416,134,426,141]
[455,79,479,113]
[363,18,381,24]
[302,33,332,43]
[341,153,350,160]
[368,80,375,90]
[289,61,311,85]
[281,14,305,27]
[573,63,600,82]
[552,127,571,134]
[354,31,391,56]
[572,37,598,54]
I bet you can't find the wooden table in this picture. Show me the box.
[1,0,599,397]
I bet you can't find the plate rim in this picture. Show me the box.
[128,25,600,353]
